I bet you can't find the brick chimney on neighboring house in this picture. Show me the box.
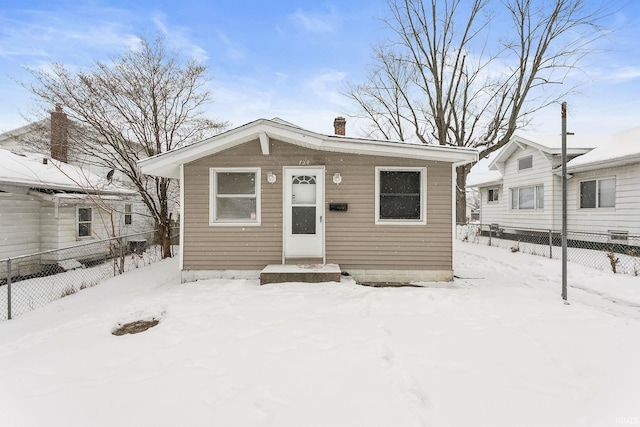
[333,116,346,136]
[50,104,68,162]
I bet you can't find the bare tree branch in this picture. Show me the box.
[344,0,609,222]
[19,34,228,257]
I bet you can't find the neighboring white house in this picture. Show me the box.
[468,127,640,239]
[0,107,159,277]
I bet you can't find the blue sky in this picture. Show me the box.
[1,0,639,137]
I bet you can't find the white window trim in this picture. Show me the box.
[124,203,133,225]
[375,166,427,225]
[77,206,93,240]
[579,177,616,209]
[609,230,628,243]
[209,167,261,226]
[517,155,533,171]
[510,185,544,211]
[487,187,499,203]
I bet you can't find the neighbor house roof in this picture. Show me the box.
[466,170,503,188]
[0,147,134,195]
[565,126,640,173]
[138,118,478,178]
[488,133,602,171]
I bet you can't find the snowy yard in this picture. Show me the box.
[0,242,638,427]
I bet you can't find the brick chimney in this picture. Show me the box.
[333,116,346,136]
[50,104,68,163]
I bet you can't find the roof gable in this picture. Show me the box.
[488,134,600,171]
[139,118,478,178]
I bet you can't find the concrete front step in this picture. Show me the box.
[260,264,342,285]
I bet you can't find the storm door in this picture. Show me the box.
[283,167,324,259]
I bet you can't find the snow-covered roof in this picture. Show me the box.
[466,170,503,188]
[0,147,134,195]
[566,126,640,172]
[139,118,478,179]
[488,133,603,171]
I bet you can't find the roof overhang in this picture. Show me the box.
[565,153,640,174]
[488,135,593,171]
[138,119,478,178]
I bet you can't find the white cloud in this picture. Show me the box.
[152,13,209,62]
[289,8,337,33]
[215,30,245,61]
[306,70,349,105]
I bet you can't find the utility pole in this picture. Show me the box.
[561,102,568,302]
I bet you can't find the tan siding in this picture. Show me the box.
[183,139,453,271]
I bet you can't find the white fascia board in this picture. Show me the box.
[139,119,477,178]
[321,138,478,164]
[566,155,640,174]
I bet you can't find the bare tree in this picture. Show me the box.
[21,34,227,257]
[346,0,608,223]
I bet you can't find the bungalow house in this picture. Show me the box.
[0,106,157,234]
[469,126,640,241]
[138,117,478,284]
[0,147,140,279]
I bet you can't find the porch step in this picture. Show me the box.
[260,264,342,285]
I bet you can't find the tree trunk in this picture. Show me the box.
[157,220,172,259]
[455,164,471,225]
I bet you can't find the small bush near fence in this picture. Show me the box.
[458,223,640,276]
[0,229,179,321]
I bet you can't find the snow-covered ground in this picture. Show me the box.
[0,242,638,427]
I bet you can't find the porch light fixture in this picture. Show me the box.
[333,172,342,185]
[267,171,277,184]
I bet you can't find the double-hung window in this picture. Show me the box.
[78,207,92,238]
[375,167,427,225]
[580,178,615,208]
[511,185,544,210]
[487,188,499,202]
[210,168,261,225]
[124,203,132,225]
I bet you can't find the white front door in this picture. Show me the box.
[284,167,324,259]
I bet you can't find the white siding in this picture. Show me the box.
[566,163,640,235]
[491,146,555,230]
[0,190,42,259]
[478,185,505,225]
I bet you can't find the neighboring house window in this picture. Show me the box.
[580,178,615,208]
[518,156,533,171]
[124,204,132,225]
[487,188,499,202]
[609,230,628,242]
[78,207,92,237]
[210,168,261,225]
[510,185,544,210]
[375,167,427,224]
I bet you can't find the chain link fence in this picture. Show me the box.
[1,229,179,321]
[457,223,640,276]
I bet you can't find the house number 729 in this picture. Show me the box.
[298,160,310,165]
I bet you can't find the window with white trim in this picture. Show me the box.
[124,203,132,225]
[375,167,426,224]
[510,185,544,210]
[580,178,615,208]
[609,230,628,242]
[210,168,260,225]
[518,156,533,171]
[487,188,499,202]
[78,207,92,238]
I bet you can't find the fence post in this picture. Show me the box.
[7,259,12,320]
[549,229,553,259]
[489,226,492,246]
[119,238,125,275]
